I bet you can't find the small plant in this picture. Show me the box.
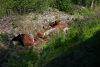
[74,17,80,22]
[33,15,38,20]
[68,10,74,15]
[0,33,9,42]
[55,15,58,19]
[12,20,18,29]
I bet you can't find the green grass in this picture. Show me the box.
[32,15,38,20]
[0,0,73,17]
[37,18,100,67]
[74,8,96,17]
[4,47,38,67]
[12,20,18,29]
[42,30,100,67]
[36,18,100,67]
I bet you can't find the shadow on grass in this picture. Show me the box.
[0,33,13,67]
[43,30,100,67]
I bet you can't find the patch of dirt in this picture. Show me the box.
[0,16,21,33]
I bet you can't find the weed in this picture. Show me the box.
[33,15,38,20]
[12,20,18,29]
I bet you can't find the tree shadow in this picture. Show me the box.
[0,33,14,67]
[43,30,100,67]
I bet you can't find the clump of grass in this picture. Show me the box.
[12,20,18,29]
[33,15,38,20]
[5,47,38,67]
[74,17,80,22]
[74,8,96,17]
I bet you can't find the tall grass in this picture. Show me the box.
[74,8,96,17]
[0,0,73,17]
[5,47,38,67]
